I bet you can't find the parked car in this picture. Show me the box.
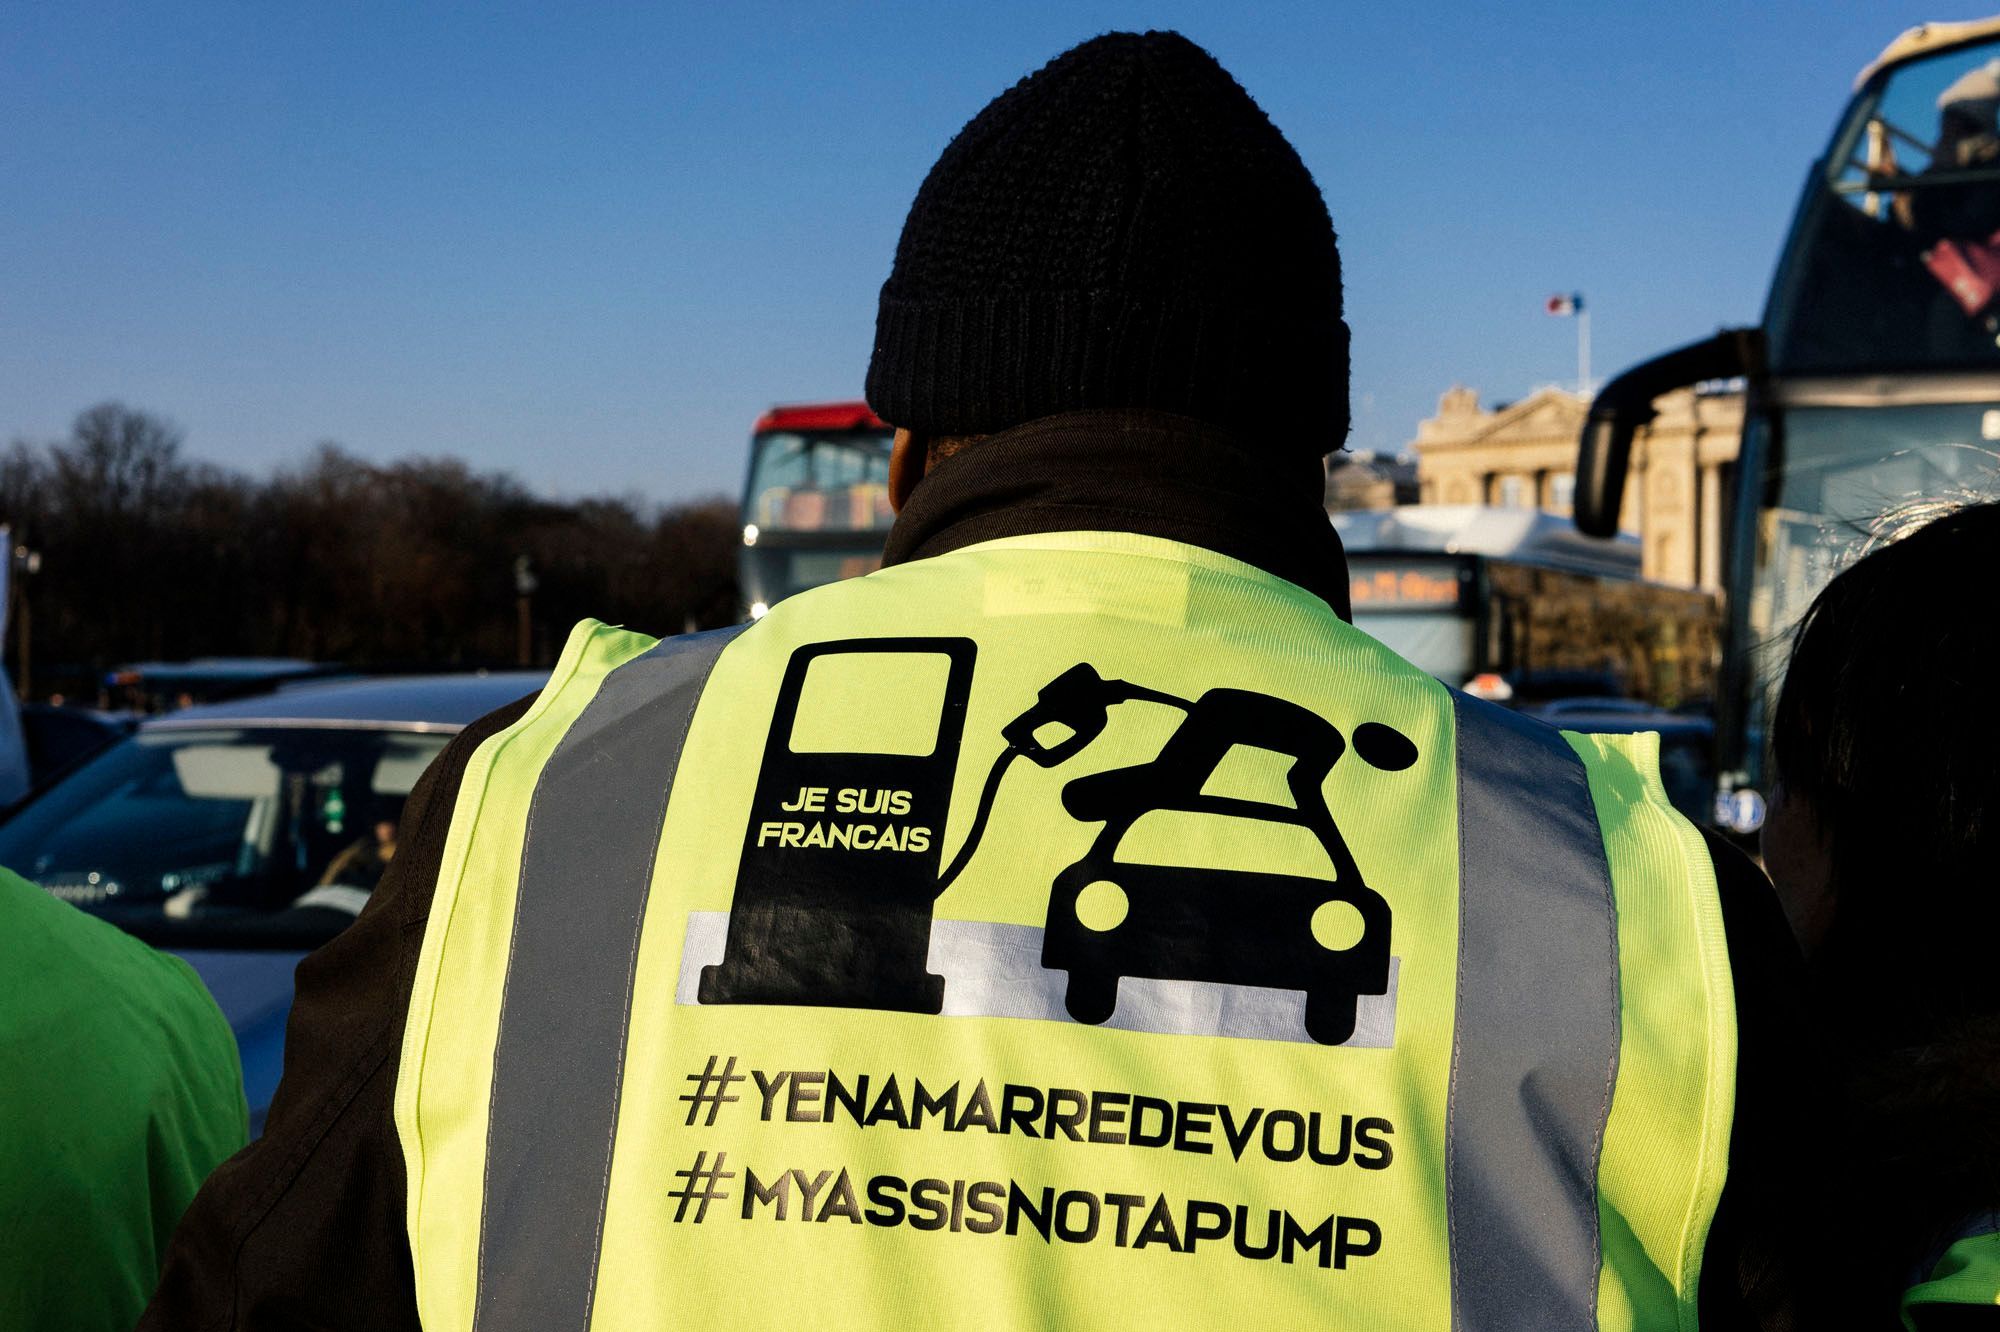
[102,657,345,713]
[0,671,546,1129]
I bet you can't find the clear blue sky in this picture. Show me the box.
[0,1,1953,501]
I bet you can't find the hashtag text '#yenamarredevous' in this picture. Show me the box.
[744,1068,1394,1169]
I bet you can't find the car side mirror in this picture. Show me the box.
[1574,328,1764,538]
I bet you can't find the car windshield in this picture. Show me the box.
[1772,37,2000,373]
[743,430,895,534]
[0,725,448,938]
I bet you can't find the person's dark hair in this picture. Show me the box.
[1771,500,2000,1047]
[924,433,984,469]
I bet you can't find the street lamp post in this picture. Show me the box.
[513,555,538,667]
[13,545,40,701]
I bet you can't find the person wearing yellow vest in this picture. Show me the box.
[144,31,1822,1332]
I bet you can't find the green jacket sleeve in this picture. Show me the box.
[1905,1218,2000,1330]
[0,865,246,1332]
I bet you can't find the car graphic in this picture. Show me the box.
[1040,686,1393,1045]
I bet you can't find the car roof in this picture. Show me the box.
[112,656,327,679]
[143,672,548,732]
[1525,703,1712,736]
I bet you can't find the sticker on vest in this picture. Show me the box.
[689,637,1416,1047]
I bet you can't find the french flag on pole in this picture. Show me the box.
[1545,292,1584,317]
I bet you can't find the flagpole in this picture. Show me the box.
[1578,305,1591,398]
[1546,291,1591,396]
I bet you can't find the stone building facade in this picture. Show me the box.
[1408,384,1744,590]
[1323,450,1420,511]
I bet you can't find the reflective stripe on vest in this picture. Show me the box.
[399,532,1732,1332]
[1446,693,1619,1332]
[476,625,744,1332]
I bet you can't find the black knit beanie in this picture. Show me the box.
[867,30,1348,455]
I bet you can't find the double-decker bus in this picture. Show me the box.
[1576,16,2000,832]
[737,402,895,619]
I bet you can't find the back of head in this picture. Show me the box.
[1773,501,2000,1045]
[867,31,1348,456]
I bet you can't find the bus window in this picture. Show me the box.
[744,430,894,533]
[738,417,898,615]
[1358,611,1479,683]
[1775,37,2000,374]
[1743,401,2000,775]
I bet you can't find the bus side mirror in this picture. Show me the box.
[1574,328,1764,538]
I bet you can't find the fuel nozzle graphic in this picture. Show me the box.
[999,664,1188,768]
[935,666,1189,894]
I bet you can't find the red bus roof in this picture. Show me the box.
[753,401,887,434]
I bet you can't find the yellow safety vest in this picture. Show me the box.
[396,530,1734,1332]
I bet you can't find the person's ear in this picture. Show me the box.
[889,428,927,512]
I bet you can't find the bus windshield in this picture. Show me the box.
[738,425,896,613]
[1742,400,2000,782]
[1771,36,2000,374]
[742,430,895,534]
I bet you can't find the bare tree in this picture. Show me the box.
[60,403,186,516]
[0,405,742,698]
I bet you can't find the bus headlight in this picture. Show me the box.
[749,601,769,620]
[742,524,759,547]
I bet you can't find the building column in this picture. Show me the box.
[1642,432,1697,586]
[1698,462,1724,592]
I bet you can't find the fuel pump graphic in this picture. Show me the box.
[699,636,976,1014]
